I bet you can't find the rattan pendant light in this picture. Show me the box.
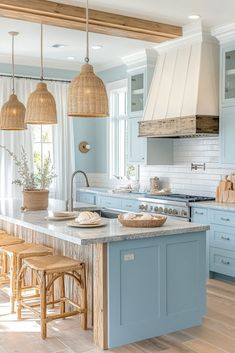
[68,0,109,117]
[0,32,26,131]
[25,24,57,124]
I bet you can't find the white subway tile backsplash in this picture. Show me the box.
[82,137,235,197]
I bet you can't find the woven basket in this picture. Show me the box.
[68,63,109,117]
[118,214,167,228]
[23,189,49,210]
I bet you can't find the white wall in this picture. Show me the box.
[85,137,235,197]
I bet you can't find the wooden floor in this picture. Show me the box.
[0,279,235,353]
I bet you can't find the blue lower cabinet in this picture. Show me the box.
[96,195,122,209]
[121,199,140,212]
[210,247,235,277]
[108,232,206,348]
[191,207,210,278]
[77,192,96,205]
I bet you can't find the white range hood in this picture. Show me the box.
[139,24,220,137]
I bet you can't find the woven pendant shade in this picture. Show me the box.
[0,94,26,130]
[68,63,109,118]
[25,82,57,124]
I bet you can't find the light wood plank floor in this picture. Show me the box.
[0,279,235,353]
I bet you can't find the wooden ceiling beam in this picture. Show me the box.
[0,0,182,43]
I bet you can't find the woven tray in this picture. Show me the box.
[118,214,167,228]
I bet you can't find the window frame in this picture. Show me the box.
[106,79,128,180]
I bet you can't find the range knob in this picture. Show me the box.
[181,210,188,217]
[168,208,173,214]
[149,205,153,211]
[172,209,178,215]
[164,208,169,213]
[159,207,163,213]
[154,206,159,212]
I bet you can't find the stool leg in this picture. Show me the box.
[80,265,87,330]
[17,265,25,320]
[10,254,17,313]
[60,274,65,315]
[48,274,55,309]
[40,271,47,339]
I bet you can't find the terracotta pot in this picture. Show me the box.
[23,189,49,210]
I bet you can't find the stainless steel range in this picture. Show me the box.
[138,194,215,221]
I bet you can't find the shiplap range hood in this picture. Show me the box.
[139,25,220,138]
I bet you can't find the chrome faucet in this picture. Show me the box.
[70,170,90,211]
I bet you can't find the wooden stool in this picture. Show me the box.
[0,236,24,285]
[17,255,87,339]
[1,243,53,313]
[0,230,7,235]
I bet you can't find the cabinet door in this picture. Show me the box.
[220,106,235,163]
[221,45,235,106]
[128,116,146,163]
[78,192,96,205]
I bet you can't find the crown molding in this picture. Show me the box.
[121,48,157,69]
[212,23,235,43]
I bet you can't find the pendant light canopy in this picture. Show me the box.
[25,24,57,124]
[0,32,26,131]
[68,0,109,118]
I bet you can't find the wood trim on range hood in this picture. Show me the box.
[0,0,182,43]
[139,116,219,138]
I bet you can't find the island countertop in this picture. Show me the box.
[0,198,209,245]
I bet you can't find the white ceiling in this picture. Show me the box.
[1,0,235,72]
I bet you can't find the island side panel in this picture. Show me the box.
[93,243,108,350]
[108,232,206,349]
[0,220,94,328]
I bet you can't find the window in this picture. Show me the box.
[31,125,54,171]
[108,79,128,179]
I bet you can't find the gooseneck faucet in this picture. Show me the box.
[70,170,90,211]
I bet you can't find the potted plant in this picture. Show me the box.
[0,145,56,210]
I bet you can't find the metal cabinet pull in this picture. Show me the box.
[221,235,230,241]
[220,217,230,222]
[195,211,204,215]
[221,259,230,265]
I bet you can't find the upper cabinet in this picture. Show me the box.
[130,72,144,114]
[221,44,235,106]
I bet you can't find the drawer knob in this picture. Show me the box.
[220,217,230,222]
[221,259,230,265]
[195,211,204,215]
[221,235,230,241]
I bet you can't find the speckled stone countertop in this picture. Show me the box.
[189,201,235,211]
[0,198,209,245]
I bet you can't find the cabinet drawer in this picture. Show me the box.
[78,192,96,205]
[209,210,235,227]
[121,199,139,212]
[210,224,235,251]
[210,247,235,277]
[191,208,208,224]
[96,196,122,209]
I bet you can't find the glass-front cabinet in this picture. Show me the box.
[130,73,144,113]
[222,45,235,105]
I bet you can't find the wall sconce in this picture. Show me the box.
[79,141,91,153]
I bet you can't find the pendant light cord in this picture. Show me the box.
[40,23,44,81]
[12,33,15,94]
[85,0,89,63]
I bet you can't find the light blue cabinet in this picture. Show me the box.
[77,191,96,205]
[220,106,235,163]
[96,195,122,209]
[221,43,235,106]
[108,232,206,348]
[128,116,146,163]
[191,207,210,278]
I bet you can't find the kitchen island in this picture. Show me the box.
[0,199,209,349]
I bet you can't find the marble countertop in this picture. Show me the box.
[189,201,235,211]
[0,198,209,245]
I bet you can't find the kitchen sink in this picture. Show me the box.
[73,207,123,219]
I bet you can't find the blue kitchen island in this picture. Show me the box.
[0,199,209,349]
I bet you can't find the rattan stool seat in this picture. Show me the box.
[1,243,52,258]
[24,255,83,273]
[0,236,24,247]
